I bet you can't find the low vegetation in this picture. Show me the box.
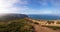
[56,21,60,24]
[47,21,54,24]
[0,18,33,32]
[42,25,60,30]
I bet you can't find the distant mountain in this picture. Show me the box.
[0,14,28,21]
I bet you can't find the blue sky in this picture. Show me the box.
[0,0,60,14]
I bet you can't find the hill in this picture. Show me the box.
[0,14,33,32]
[0,18,33,32]
[0,14,28,21]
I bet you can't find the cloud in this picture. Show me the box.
[38,0,48,7]
[38,0,60,7]
[18,9,53,14]
[0,0,60,14]
[0,0,29,13]
[0,0,15,13]
[21,8,60,14]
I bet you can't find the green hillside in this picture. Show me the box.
[0,18,33,32]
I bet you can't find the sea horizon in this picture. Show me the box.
[28,14,60,20]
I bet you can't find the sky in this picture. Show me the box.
[0,0,60,14]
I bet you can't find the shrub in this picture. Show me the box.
[0,18,33,32]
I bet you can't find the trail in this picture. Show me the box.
[32,24,60,32]
[26,18,60,32]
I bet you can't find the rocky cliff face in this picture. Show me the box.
[0,14,28,21]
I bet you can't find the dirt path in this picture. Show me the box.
[32,24,60,32]
[27,18,60,32]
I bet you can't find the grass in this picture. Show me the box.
[0,18,33,32]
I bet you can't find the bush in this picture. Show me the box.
[47,21,54,24]
[0,18,33,32]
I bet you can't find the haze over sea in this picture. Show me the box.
[28,14,60,20]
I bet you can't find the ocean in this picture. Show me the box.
[28,14,60,20]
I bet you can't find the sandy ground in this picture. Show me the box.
[32,23,60,32]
